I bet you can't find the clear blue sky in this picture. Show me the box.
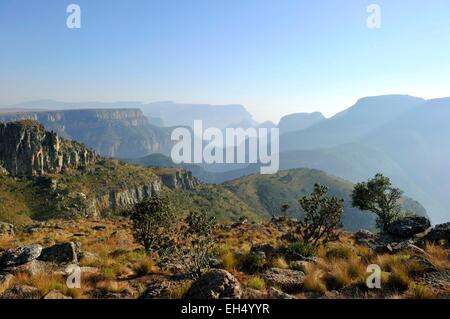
[1,0,449,122]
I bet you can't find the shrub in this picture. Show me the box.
[129,194,176,257]
[287,241,317,257]
[178,210,217,278]
[297,184,343,246]
[129,195,179,271]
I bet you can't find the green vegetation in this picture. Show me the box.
[352,173,407,231]
[178,210,217,277]
[224,168,374,231]
[297,184,343,246]
[129,194,177,256]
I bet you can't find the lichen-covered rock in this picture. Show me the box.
[38,242,78,264]
[262,268,305,293]
[3,260,50,276]
[387,216,431,238]
[185,269,242,299]
[269,287,296,299]
[43,290,72,299]
[1,284,40,299]
[0,244,42,267]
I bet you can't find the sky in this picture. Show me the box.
[1,0,449,122]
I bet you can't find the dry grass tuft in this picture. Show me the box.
[247,276,266,290]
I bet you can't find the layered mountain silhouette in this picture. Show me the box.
[3,95,449,223]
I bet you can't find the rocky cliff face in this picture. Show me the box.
[0,109,173,158]
[0,120,97,177]
[0,120,200,219]
[160,170,200,190]
[95,181,162,214]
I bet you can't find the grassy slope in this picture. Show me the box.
[224,168,377,231]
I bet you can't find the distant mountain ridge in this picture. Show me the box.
[280,95,425,151]
[8,99,258,130]
[278,112,325,134]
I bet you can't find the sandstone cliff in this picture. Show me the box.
[0,120,199,219]
[0,120,97,177]
[0,109,173,158]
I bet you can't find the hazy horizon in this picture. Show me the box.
[1,0,450,122]
[1,93,449,124]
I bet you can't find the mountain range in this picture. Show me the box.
[2,94,449,223]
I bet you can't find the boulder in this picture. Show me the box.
[354,229,377,244]
[3,260,50,276]
[1,284,40,299]
[0,274,14,295]
[242,288,267,299]
[43,290,72,299]
[185,269,242,299]
[391,240,425,255]
[269,287,296,299]
[250,244,278,259]
[388,216,431,238]
[261,268,305,293]
[140,282,170,299]
[0,244,42,267]
[0,222,14,236]
[38,242,78,264]
[77,251,99,264]
[426,222,450,241]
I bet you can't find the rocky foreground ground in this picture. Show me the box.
[0,218,449,299]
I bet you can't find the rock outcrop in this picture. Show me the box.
[387,216,431,238]
[0,120,97,177]
[160,170,200,190]
[0,109,173,158]
[0,244,42,268]
[38,242,78,264]
[261,268,305,293]
[185,269,242,299]
[1,285,40,299]
[426,222,450,241]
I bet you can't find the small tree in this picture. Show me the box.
[351,173,403,231]
[179,210,216,278]
[297,184,343,246]
[130,194,176,258]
